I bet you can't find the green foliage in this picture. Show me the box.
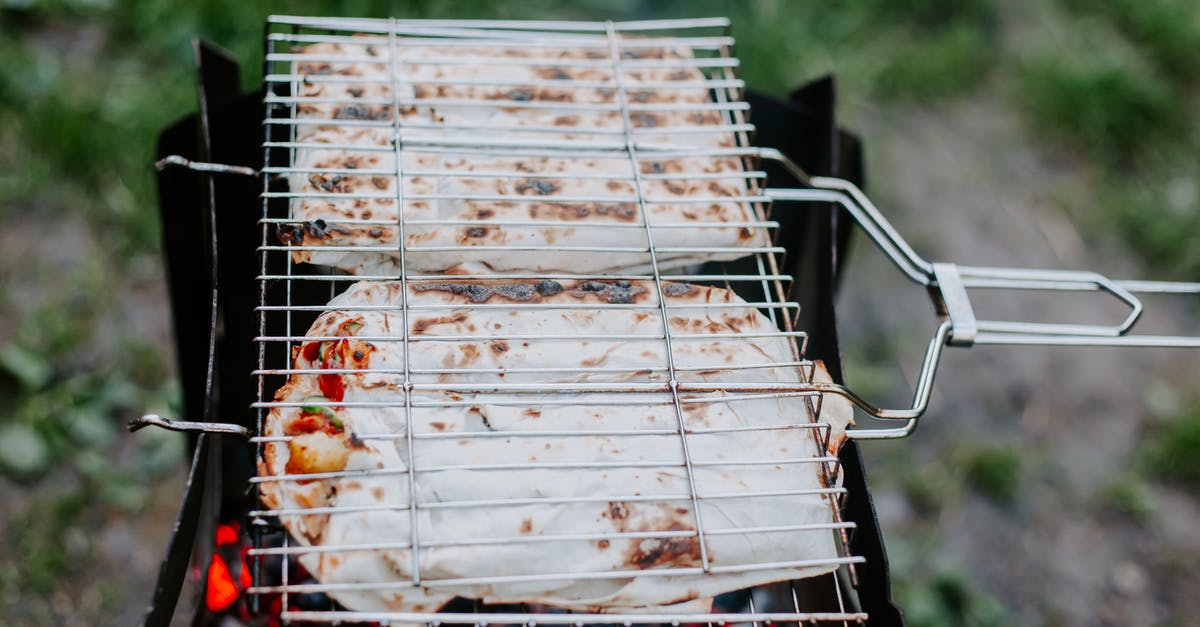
[5,491,89,595]
[1099,173,1200,277]
[1100,476,1155,521]
[899,571,1012,627]
[859,0,996,31]
[875,21,995,100]
[1018,57,1181,166]
[886,536,1013,627]
[1063,0,1200,83]
[959,445,1022,504]
[1142,406,1200,491]
[900,469,950,517]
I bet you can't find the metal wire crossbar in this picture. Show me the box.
[253,15,865,626]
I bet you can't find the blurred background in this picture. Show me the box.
[1,0,1198,625]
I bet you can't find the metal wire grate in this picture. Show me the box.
[251,15,866,625]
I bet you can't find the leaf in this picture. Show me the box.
[63,408,118,448]
[0,422,51,479]
[0,343,52,391]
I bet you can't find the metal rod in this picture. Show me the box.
[154,155,259,176]
[128,414,251,438]
[607,21,711,571]
[386,19,424,588]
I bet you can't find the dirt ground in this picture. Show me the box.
[841,91,1200,625]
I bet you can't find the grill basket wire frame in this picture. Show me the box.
[127,14,1200,627]
[251,15,867,626]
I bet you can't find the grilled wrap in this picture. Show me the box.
[283,40,764,275]
[259,279,854,613]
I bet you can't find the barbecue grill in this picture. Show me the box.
[132,16,1199,627]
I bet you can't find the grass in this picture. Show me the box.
[1100,476,1156,521]
[874,21,997,100]
[1142,407,1200,492]
[959,445,1022,504]
[1098,171,1200,276]
[1063,0,1200,83]
[897,570,1011,627]
[1018,57,1182,167]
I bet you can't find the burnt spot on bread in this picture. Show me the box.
[504,87,534,102]
[580,354,607,368]
[277,219,334,245]
[467,405,492,431]
[640,160,687,175]
[522,407,542,419]
[630,533,702,569]
[706,181,733,196]
[553,114,580,126]
[410,312,469,334]
[309,174,353,193]
[536,279,563,296]
[515,179,558,195]
[536,66,571,80]
[415,282,534,303]
[333,105,390,121]
[630,112,662,128]
[529,202,637,222]
[661,282,697,297]
[300,63,334,76]
[490,341,509,354]
[568,280,646,304]
[412,280,565,304]
[622,48,668,61]
[464,227,488,238]
[428,421,447,432]
[519,518,533,534]
[605,501,629,521]
[371,176,390,190]
[631,90,655,103]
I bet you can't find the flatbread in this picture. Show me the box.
[280,39,765,275]
[259,279,854,613]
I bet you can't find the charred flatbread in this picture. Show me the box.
[282,39,764,275]
[259,279,854,613]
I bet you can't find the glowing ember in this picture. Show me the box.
[206,522,252,613]
[206,553,240,612]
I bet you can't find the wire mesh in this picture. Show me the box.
[252,15,866,625]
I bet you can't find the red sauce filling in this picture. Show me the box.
[299,335,374,404]
[318,373,345,402]
[286,412,341,436]
[300,341,321,362]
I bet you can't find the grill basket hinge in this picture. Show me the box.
[930,262,977,347]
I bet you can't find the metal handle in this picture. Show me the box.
[128,414,251,438]
[154,155,259,176]
[759,150,1200,439]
